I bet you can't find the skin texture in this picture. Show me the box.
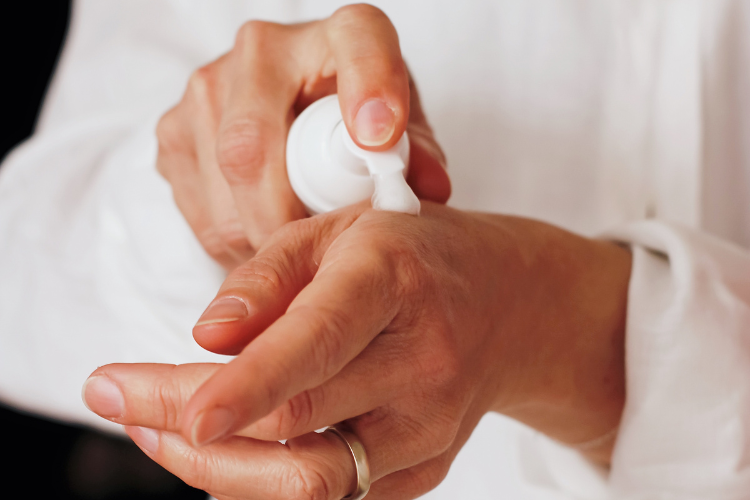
[155,4,450,270]
[84,202,632,500]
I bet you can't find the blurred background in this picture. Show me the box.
[0,2,205,498]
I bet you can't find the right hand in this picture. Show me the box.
[155,4,451,270]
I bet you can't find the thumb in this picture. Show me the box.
[326,4,409,151]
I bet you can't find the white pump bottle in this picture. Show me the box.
[286,95,420,215]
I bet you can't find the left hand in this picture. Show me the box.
[84,202,631,499]
[155,6,451,270]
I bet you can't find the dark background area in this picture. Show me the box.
[0,3,205,498]
[1,2,69,162]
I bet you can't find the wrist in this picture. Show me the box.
[481,216,631,464]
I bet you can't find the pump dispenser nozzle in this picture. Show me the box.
[286,95,419,215]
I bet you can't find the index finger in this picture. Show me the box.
[182,225,403,447]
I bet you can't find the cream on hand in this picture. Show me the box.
[286,94,420,215]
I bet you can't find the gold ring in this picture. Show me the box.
[325,424,371,500]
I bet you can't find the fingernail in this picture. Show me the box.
[191,407,237,447]
[354,99,396,147]
[128,426,160,455]
[82,376,124,418]
[195,297,248,327]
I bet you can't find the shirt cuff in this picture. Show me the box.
[519,220,750,499]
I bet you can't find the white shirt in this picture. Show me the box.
[1,1,749,498]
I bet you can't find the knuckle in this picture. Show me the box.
[411,459,451,495]
[331,3,388,26]
[341,237,399,294]
[152,384,180,430]
[180,447,221,492]
[186,65,215,101]
[288,462,333,500]
[392,247,428,298]
[229,254,288,294]
[367,250,400,290]
[431,417,460,456]
[149,366,186,430]
[155,108,185,157]
[355,224,422,299]
[236,20,273,45]
[235,20,287,57]
[401,411,455,459]
[415,336,462,391]
[358,238,395,269]
[275,389,317,439]
[216,118,269,185]
[269,217,318,252]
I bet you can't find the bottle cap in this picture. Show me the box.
[286,95,419,215]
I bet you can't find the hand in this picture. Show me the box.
[155,4,451,270]
[84,203,631,499]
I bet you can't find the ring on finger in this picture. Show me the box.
[325,424,371,500]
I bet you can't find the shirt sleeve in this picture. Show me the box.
[0,114,229,434]
[519,220,750,499]
[0,0,243,433]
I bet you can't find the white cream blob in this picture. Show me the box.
[340,123,421,215]
[371,172,421,214]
